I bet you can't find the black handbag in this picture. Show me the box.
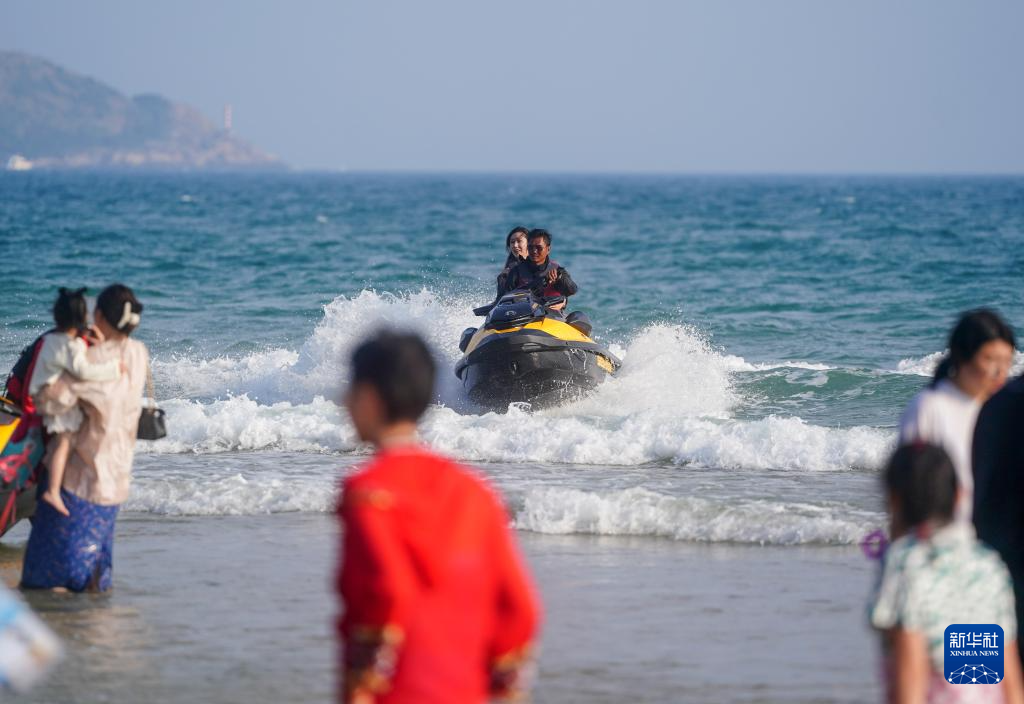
[138,363,167,441]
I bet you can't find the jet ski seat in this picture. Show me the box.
[565,311,593,337]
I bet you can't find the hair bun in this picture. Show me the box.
[96,283,142,335]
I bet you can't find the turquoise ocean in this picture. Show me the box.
[1,172,1023,702]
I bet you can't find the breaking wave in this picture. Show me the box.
[141,290,892,472]
[512,486,880,545]
[129,472,336,516]
[125,471,883,546]
[896,350,1024,377]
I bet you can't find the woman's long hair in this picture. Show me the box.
[502,226,530,272]
[932,308,1015,386]
[505,226,529,253]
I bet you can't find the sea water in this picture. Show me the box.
[1,172,1022,701]
[5,172,1021,544]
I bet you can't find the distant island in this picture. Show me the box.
[0,51,285,171]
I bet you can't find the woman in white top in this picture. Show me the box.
[21,284,147,593]
[899,309,1015,523]
[28,288,122,517]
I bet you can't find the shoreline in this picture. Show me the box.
[2,512,880,703]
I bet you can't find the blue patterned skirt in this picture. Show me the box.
[21,480,120,592]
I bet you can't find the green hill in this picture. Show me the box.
[0,51,284,170]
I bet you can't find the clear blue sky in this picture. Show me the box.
[3,0,1023,173]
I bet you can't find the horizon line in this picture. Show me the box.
[297,168,1024,178]
[5,167,1023,178]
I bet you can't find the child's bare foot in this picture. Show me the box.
[41,491,70,517]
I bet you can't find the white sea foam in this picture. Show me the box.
[424,407,890,470]
[895,351,946,377]
[723,357,835,373]
[155,349,300,401]
[896,350,1024,377]
[128,472,336,516]
[125,476,881,546]
[139,396,890,470]
[140,396,355,454]
[153,289,477,406]
[563,323,736,418]
[513,487,879,545]
[141,290,892,471]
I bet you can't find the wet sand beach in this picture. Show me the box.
[2,513,880,703]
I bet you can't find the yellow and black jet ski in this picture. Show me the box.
[0,395,42,537]
[455,292,622,410]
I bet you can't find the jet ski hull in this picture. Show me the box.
[455,329,618,410]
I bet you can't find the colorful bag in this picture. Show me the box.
[0,402,44,535]
[0,410,43,489]
[1,334,49,536]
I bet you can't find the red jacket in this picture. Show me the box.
[337,446,541,704]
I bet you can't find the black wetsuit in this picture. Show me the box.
[501,258,578,299]
[496,253,524,297]
[972,375,1024,669]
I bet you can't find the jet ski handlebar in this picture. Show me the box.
[473,293,565,317]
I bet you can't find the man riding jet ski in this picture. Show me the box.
[457,230,620,410]
[499,229,577,310]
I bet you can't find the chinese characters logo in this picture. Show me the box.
[944,625,1004,685]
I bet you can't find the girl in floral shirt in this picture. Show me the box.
[870,443,1024,703]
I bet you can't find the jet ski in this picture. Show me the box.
[0,396,41,537]
[455,292,622,410]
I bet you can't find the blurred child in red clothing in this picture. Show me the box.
[337,331,541,704]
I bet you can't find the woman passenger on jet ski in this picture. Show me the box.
[496,226,530,297]
[501,229,577,311]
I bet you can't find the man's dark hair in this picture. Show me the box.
[53,287,89,331]
[350,330,436,422]
[527,228,551,247]
[884,443,957,529]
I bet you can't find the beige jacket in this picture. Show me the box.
[38,337,149,506]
